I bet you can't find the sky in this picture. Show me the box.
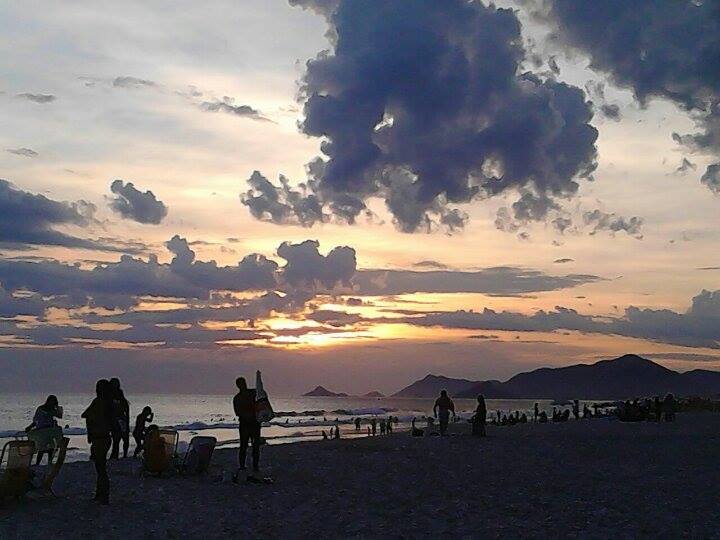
[1,0,719,395]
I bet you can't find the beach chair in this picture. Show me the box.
[27,426,64,460]
[180,436,217,475]
[41,436,69,495]
[143,429,178,476]
[0,440,36,500]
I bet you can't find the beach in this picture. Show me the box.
[2,412,720,538]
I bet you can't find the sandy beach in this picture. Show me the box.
[2,413,720,538]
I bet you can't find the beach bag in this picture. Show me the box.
[255,370,275,423]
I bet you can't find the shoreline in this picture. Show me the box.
[3,413,720,537]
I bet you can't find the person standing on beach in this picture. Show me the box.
[82,379,114,505]
[472,395,487,437]
[371,417,377,436]
[355,417,361,432]
[433,390,456,436]
[109,378,130,459]
[233,376,261,481]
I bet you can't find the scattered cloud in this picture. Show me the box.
[109,179,168,224]
[199,98,270,122]
[113,76,157,89]
[6,148,38,158]
[16,93,55,104]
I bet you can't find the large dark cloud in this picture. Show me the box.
[109,179,168,224]
[547,0,720,193]
[0,179,127,251]
[249,0,598,232]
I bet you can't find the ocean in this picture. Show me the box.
[0,393,559,462]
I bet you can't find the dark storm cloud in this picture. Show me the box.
[548,0,720,193]
[199,98,270,122]
[6,148,38,158]
[583,210,643,238]
[397,289,720,349]
[0,179,129,252]
[249,0,598,232]
[16,93,55,104]
[109,179,168,224]
[112,76,157,89]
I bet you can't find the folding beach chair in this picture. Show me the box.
[41,436,69,495]
[180,436,217,474]
[143,429,178,476]
[0,440,36,500]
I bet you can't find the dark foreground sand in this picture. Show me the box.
[2,413,720,538]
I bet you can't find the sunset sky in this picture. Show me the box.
[1,0,719,395]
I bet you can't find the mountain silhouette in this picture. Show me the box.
[302,385,348,397]
[393,355,720,399]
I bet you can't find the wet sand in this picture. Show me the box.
[2,413,720,538]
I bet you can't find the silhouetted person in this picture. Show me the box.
[322,430,328,440]
[496,410,501,423]
[572,400,580,420]
[663,393,676,422]
[367,426,371,436]
[355,417,361,432]
[539,411,548,423]
[583,404,592,418]
[520,413,528,423]
[533,403,539,422]
[26,394,63,465]
[411,418,424,437]
[334,425,340,439]
[371,418,377,436]
[109,378,130,459]
[233,377,261,481]
[380,419,387,435]
[386,417,393,434]
[132,406,154,457]
[433,389,456,436]
[82,379,114,505]
[472,394,487,437]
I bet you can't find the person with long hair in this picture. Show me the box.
[25,394,63,465]
[472,394,487,437]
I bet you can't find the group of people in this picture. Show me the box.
[25,379,155,504]
[24,375,268,504]
[617,394,677,422]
